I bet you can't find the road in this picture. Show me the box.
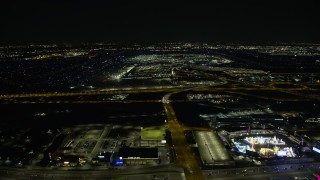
[0,86,185,99]
[204,162,320,179]
[206,171,315,180]
[0,164,184,180]
[163,89,210,180]
[0,83,317,101]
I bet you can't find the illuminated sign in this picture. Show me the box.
[276,150,287,157]
[128,157,140,159]
[313,147,320,154]
[115,159,123,166]
[275,119,283,121]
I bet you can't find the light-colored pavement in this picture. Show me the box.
[90,126,111,158]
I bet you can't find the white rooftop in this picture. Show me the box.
[194,131,232,164]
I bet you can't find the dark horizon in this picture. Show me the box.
[1,1,320,45]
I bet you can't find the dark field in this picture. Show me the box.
[0,102,165,128]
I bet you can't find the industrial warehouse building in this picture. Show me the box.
[193,131,235,167]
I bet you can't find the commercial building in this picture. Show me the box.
[56,155,86,167]
[116,148,159,165]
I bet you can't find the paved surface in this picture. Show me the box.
[90,125,111,157]
[163,91,206,180]
[1,83,317,103]
[204,162,320,179]
[0,164,184,180]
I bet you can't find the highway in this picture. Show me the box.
[0,83,316,99]
[0,86,186,99]
[1,85,318,104]
[204,162,320,179]
[0,164,185,180]
[163,90,209,180]
[207,171,315,180]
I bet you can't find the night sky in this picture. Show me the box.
[1,1,319,44]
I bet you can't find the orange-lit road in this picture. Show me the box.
[1,100,162,104]
[0,86,186,99]
[163,92,209,180]
[0,85,314,100]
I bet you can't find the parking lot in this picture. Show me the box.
[57,124,170,168]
